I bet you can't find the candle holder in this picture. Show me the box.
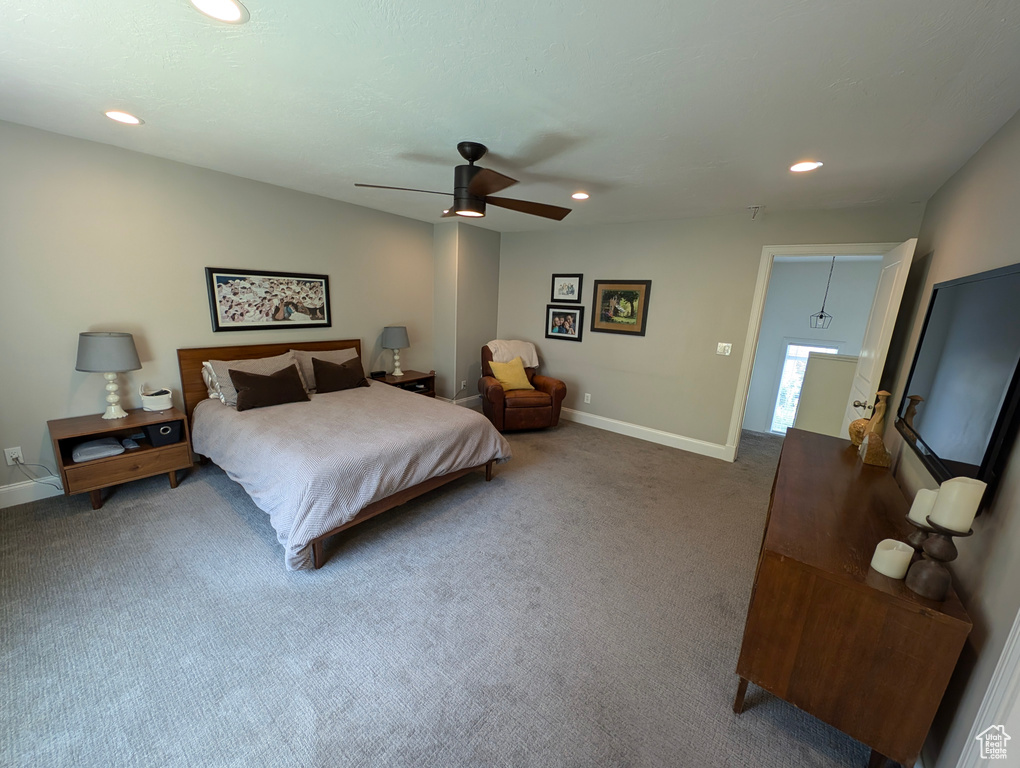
[904,516,973,602]
[904,516,934,554]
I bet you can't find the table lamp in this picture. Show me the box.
[75,332,142,419]
[382,326,409,377]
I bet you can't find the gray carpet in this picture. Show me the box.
[1,423,869,767]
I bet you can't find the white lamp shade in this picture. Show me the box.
[382,326,410,350]
[75,332,141,373]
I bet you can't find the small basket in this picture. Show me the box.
[140,385,174,412]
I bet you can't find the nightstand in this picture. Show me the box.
[376,369,436,397]
[47,407,193,509]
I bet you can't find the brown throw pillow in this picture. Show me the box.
[229,364,310,412]
[313,355,369,393]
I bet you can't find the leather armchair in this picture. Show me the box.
[478,345,567,432]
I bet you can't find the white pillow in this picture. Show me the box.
[291,348,358,391]
[201,363,221,399]
[206,351,305,407]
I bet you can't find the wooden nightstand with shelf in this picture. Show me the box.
[376,370,436,397]
[47,408,193,510]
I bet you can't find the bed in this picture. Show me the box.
[177,339,511,570]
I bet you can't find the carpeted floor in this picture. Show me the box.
[1,422,870,767]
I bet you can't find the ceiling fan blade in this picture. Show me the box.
[486,196,572,221]
[468,168,518,197]
[441,208,460,218]
[354,183,452,197]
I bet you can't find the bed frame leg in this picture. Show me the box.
[311,540,324,569]
[485,461,493,481]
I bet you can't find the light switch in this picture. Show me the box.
[717,342,732,356]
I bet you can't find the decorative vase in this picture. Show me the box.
[858,391,892,466]
[849,417,869,446]
[849,390,890,447]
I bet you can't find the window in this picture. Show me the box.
[770,344,839,434]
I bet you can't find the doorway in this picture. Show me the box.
[727,243,901,458]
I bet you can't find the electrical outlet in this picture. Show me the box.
[716,342,732,356]
[4,447,23,466]
[461,380,467,390]
[584,393,591,404]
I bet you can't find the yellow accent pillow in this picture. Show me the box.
[488,357,534,391]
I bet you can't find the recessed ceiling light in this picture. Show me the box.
[190,0,250,23]
[105,111,143,125]
[571,192,590,200]
[790,161,823,173]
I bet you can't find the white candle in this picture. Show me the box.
[871,539,914,580]
[929,477,987,533]
[907,488,938,526]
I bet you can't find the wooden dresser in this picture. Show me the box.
[734,429,971,768]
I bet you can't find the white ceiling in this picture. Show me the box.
[2,0,1020,232]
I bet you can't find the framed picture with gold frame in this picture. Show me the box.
[590,280,651,336]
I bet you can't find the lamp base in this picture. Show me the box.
[391,349,404,377]
[101,372,129,419]
[103,404,129,420]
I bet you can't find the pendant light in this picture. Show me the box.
[810,256,836,329]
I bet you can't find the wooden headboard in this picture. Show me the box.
[176,338,362,421]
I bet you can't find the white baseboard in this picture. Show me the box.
[561,408,734,462]
[0,478,63,509]
[438,395,482,408]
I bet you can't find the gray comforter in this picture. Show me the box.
[192,381,511,569]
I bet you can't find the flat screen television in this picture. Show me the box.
[895,262,1020,503]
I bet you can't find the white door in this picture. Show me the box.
[840,238,917,434]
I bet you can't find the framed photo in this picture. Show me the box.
[545,305,584,341]
[551,273,583,303]
[205,267,332,332]
[591,280,652,336]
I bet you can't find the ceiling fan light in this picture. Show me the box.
[451,194,485,218]
[790,161,823,173]
[571,192,590,200]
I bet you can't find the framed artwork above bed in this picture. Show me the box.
[205,267,332,332]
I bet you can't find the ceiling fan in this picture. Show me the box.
[355,142,572,221]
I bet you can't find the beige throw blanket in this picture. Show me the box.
[486,340,539,368]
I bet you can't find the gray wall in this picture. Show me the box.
[0,121,435,487]
[432,222,500,400]
[433,223,459,397]
[455,224,500,398]
[498,208,923,446]
[743,258,882,434]
[884,107,1020,768]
